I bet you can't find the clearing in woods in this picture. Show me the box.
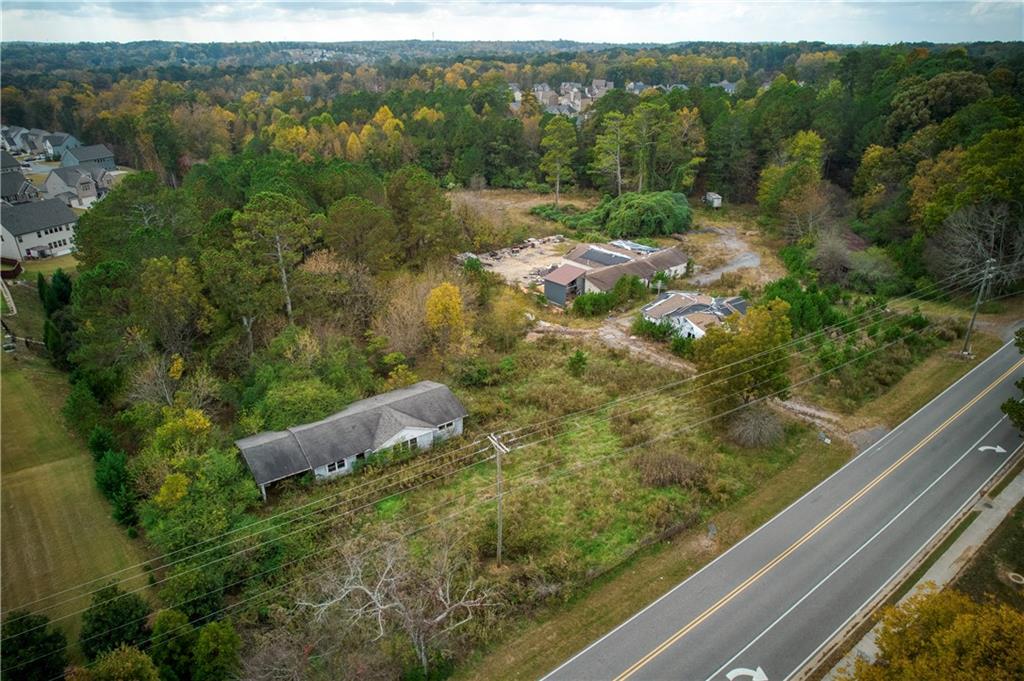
[1,351,149,653]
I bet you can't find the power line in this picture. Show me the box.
[6,281,1001,670]
[1,268,993,636]
[6,267,987,623]
[27,302,993,681]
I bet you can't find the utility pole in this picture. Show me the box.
[962,258,996,358]
[487,433,509,566]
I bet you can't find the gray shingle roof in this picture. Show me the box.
[1,150,19,170]
[1,198,77,236]
[1,173,34,198]
[236,381,468,486]
[65,144,113,163]
[44,134,70,147]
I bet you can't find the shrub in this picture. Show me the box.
[192,619,241,681]
[88,426,118,462]
[610,405,653,448]
[727,404,784,448]
[258,378,348,430]
[91,645,159,681]
[632,316,677,342]
[64,380,104,438]
[567,349,588,377]
[602,192,692,237]
[530,192,692,238]
[670,335,695,358]
[633,447,707,489]
[95,450,129,500]
[572,291,616,317]
[779,245,810,278]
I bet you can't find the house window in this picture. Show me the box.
[438,421,455,432]
[326,459,346,473]
[356,452,366,461]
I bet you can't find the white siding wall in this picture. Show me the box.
[7,222,77,259]
[2,223,76,260]
[312,417,464,481]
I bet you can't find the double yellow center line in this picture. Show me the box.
[613,356,1024,681]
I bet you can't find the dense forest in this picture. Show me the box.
[2,39,1023,680]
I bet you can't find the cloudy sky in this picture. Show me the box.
[2,1,1021,44]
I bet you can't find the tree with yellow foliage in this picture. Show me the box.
[425,282,466,357]
[837,586,1024,681]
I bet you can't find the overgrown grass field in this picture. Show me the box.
[1,351,149,654]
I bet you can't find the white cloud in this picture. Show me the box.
[1,1,1020,44]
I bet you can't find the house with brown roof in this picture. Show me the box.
[641,291,747,338]
[583,248,688,294]
[543,263,587,307]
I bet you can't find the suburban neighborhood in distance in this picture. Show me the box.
[1,2,1022,681]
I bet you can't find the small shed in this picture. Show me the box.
[704,192,723,209]
[544,264,587,307]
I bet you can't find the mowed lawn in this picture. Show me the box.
[1,352,148,649]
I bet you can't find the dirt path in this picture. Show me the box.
[688,227,763,285]
[678,222,786,290]
[528,317,694,373]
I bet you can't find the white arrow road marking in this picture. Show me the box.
[726,667,767,681]
[977,445,1006,453]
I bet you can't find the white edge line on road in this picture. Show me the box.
[704,416,1010,681]
[783,438,1024,681]
[540,336,1017,680]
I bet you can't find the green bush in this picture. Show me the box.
[599,192,692,238]
[567,349,588,377]
[670,335,695,358]
[64,380,104,438]
[632,316,677,342]
[95,450,129,500]
[88,426,118,462]
[531,192,692,238]
[79,585,151,661]
[1,610,67,681]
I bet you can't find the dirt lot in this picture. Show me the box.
[678,207,787,291]
[475,236,576,290]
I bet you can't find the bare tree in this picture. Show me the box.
[300,534,492,678]
[781,183,835,243]
[813,229,852,285]
[927,203,1024,291]
[129,353,178,407]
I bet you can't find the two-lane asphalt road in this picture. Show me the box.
[544,337,1024,681]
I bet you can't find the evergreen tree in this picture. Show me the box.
[540,116,577,206]
[1,610,67,681]
[79,585,151,660]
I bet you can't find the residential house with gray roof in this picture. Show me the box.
[44,133,80,161]
[62,144,116,170]
[236,381,468,499]
[1,150,22,174]
[1,173,40,205]
[45,164,114,206]
[0,198,78,260]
